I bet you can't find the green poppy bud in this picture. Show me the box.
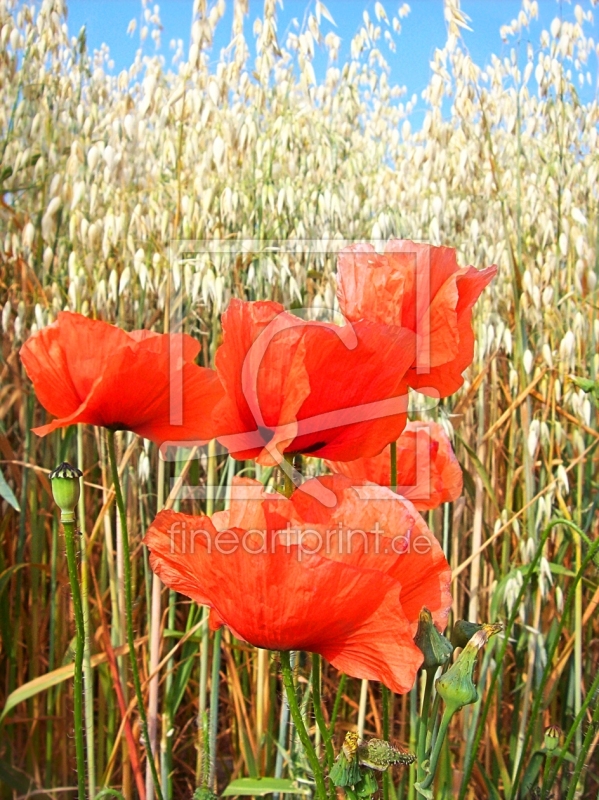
[414,607,454,670]
[450,620,484,650]
[544,725,562,754]
[358,738,416,770]
[436,623,502,714]
[49,462,82,523]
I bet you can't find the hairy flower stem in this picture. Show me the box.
[381,684,391,800]
[329,673,347,737]
[62,515,86,800]
[311,654,335,776]
[415,669,435,790]
[107,430,164,800]
[208,627,223,790]
[419,707,454,791]
[280,650,328,800]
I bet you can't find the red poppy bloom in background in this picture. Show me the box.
[20,311,224,444]
[144,474,452,693]
[336,240,497,397]
[212,299,416,465]
[325,421,463,511]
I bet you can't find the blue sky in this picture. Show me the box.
[66,0,598,105]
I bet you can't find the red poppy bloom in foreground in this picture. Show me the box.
[336,240,497,397]
[20,311,223,444]
[212,299,416,465]
[325,421,463,511]
[144,474,452,693]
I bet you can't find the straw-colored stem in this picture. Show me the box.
[357,679,368,739]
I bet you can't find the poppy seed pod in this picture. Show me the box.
[49,462,82,522]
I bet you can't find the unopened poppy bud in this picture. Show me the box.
[358,738,416,770]
[414,607,453,670]
[544,725,562,753]
[436,623,502,714]
[49,462,82,522]
[450,620,484,649]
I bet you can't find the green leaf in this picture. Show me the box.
[547,562,576,578]
[221,778,310,797]
[0,661,79,723]
[455,434,500,513]
[0,636,144,723]
[570,376,597,393]
[570,375,599,406]
[0,468,19,511]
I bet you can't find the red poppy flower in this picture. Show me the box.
[144,474,452,693]
[336,240,497,397]
[20,311,224,444]
[325,421,463,511]
[212,299,416,465]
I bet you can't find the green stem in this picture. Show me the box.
[416,670,434,789]
[78,424,96,800]
[312,654,335,772]
[390,440,397,492]
[208,627,223,790]
[419,707,454,791]
[329,673,347,738]
[107,430,164,800]
[280,650,327,800]
[62,516,87,800]
[407,684,417,800]
[282,454,295,498]
[564,678,599,800]
[458,516,595,800]
[381,684,391,800]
